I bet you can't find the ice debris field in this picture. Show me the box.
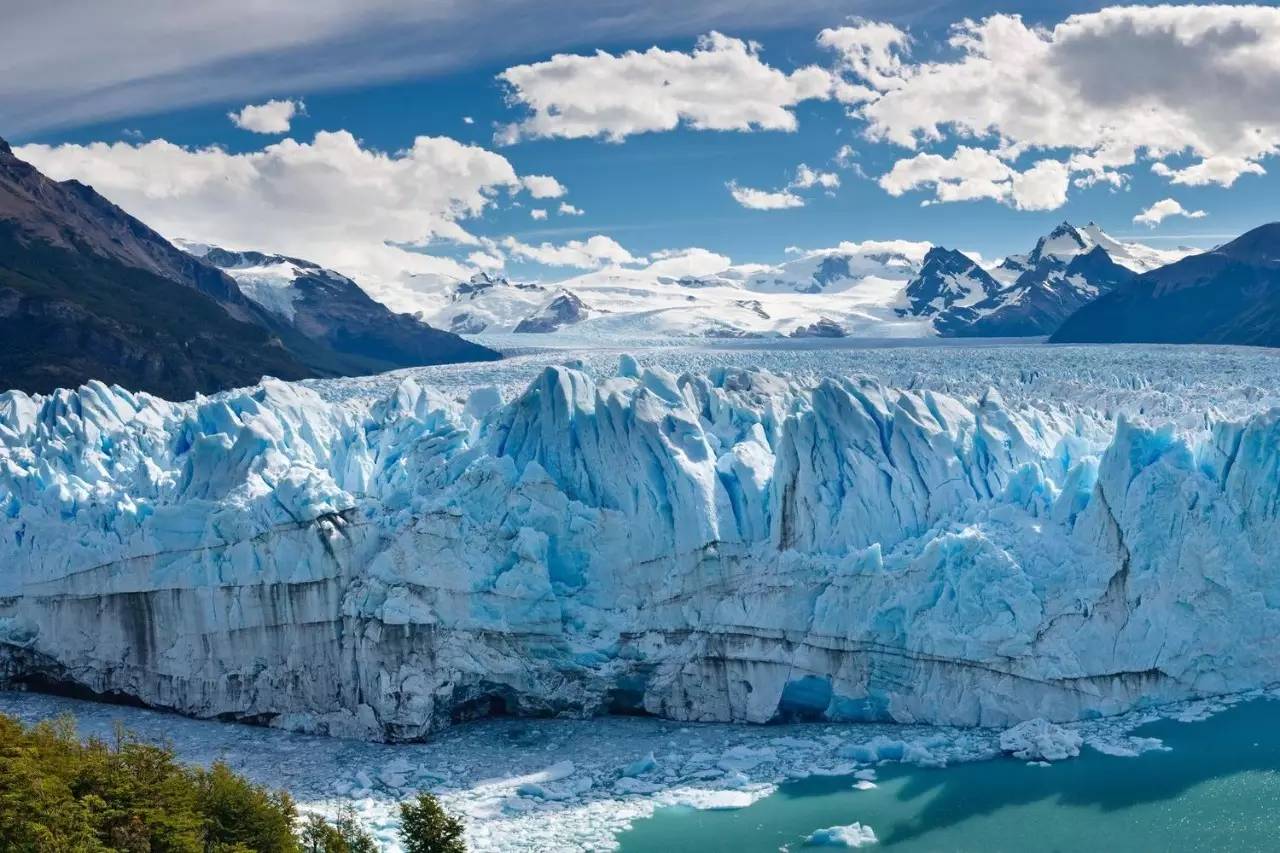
[0,688,1253,852]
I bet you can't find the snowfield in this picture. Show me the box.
[3,342,1280,746]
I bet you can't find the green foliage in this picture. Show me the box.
[399,792,467,853]
[0,711,300,852]
[299,805,377,853]
[300,814,348,853]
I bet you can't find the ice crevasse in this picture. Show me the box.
[1,357,1278,741]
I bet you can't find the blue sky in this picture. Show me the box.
[4,1,1278,298]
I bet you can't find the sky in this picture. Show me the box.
[3,0,1279,311]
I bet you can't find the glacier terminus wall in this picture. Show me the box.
[2,349,1279,741]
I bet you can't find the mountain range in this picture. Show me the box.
[415,223,1191,340]
[5,132,1280,404]
[0,138,496,400]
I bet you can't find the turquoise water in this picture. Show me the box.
[618,701,1280,851]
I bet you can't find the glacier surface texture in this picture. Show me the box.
[2,344,1279,740]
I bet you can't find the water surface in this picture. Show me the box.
[619,700,1280,851]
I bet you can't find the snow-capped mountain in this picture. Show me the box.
[929,222,1191,338]
[1053,222,1280,346]
[427,271,551,334]
[418,241,935,340]
[899,247,1003,318]
[414,228,1183,341]
[737,240,928,294]
[187,244,499,370]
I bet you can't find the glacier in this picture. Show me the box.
[2,343,1280,741]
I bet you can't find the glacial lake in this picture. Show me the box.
[618,699,1280,852]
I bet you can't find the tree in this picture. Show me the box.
[332,804,378,853]
[299,806,376,853]
[195,762,299,853]
[300,814,348,853]
[398,793,466,853]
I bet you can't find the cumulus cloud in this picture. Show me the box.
[727,161,840,210]
[529,208,548,220]
[521,174,567,198]
[501,234,639,268]
[467,250,504,270]
[463,116,475,125]
[791,163,840,190]
[1133,198,1207,227]
[818,19,911,95]
[644,247,732,277]
[14,131,540,311]
[558,202,584,216]
[228,98,303,133]
[727,181,805,210]
[496,32,834,143]
[1151,156,1267,188]
[833,6,1280,207]
[879,146,1069,211]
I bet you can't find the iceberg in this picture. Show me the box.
[3,349,1280,741]
[805,823,878,847]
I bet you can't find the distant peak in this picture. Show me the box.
[0,136,11,156]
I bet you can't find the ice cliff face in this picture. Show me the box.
[2,359,1279,741]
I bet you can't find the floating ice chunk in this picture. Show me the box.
[1087,736,1170,758]
[717,745,777,772]
[662,789,757,810]
[852,780,877,790]
[805,822,878,847]
[999,719,1083,761]
[614,777,662,794]
[621,752,658,777]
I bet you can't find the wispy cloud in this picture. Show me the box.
[0,0,854,136]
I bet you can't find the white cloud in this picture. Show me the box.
[645,247,732,277]
[879,146,1069,211]
[15,131,536,311]
[521,174,567,198]
[3,1,855,135]
[791,163,840,190]
[228,98,303,133]
[558,202,584,216]
[463,116,475,125]
[502,234,639,268]
[467,250,504,270]
[496,32,834,143]
[817,19,911,94]
[837,6,1280,205]
[1151,156,1267,188]
[1133,198,1207,227]
[530,208,548,220]
[727,161,840,210]
[727,181,805,210]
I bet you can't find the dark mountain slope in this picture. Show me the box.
[0,139,497,398]
[1051,223,1280,346]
